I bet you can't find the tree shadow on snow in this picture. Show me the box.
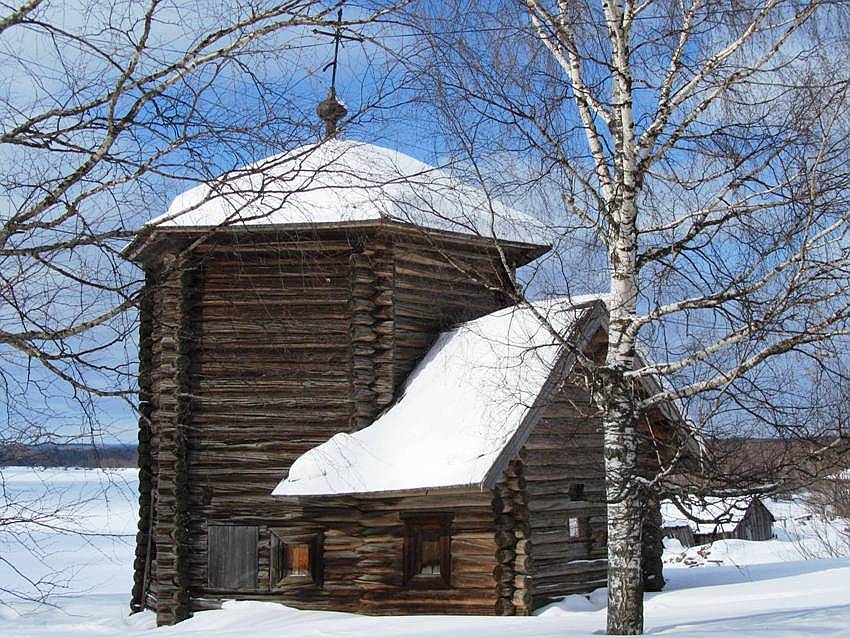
[646,603,850,636]
[659,557,849,591]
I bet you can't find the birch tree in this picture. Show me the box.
[407,0,850,633]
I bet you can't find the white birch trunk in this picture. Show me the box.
[601,202,644,634]
[602,0,644,626]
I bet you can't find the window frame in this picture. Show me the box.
[401,512,453,588]
[269,529,323,589]
[565,515,590,542]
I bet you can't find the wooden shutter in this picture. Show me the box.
[285,543,312,577]
[207,524,258,590]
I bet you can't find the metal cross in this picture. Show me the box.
[314,8,364,95]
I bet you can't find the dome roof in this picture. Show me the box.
[148,140,547,246]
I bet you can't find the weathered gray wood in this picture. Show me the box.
[133,226,533,622]
[131,271,156,613]
[131,222,675,623]
[208,525,259,590]
[735,498,775,541]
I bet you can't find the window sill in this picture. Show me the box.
[270,575,320,590]
[406,574,451,589]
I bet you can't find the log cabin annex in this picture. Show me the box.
[125,136,682,626]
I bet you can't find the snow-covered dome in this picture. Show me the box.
[149,140,548,246]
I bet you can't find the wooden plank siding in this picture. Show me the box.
[737,499,775,542]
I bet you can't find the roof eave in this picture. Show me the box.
[123,218,550,267]
[272,481,491,500]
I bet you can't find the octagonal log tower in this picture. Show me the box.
[127,218,547,624]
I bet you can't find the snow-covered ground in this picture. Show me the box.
[0,466,138,602]
[1,467,849,637]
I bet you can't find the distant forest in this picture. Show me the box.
[0,443,137,468]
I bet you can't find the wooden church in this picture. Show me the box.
[126,98,681,625]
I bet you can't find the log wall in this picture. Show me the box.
[349,239,395,428]
[521,380,609,609]
[188,237,355,521]
[493,460,533,615]
[132,225,672,622]
[389,234,512,390]
[142,256,197,624]
[182,236,358,613]
[187,489,500,615]
[130,270,155,612]
[134,228,518,622]
[517,354,667,607]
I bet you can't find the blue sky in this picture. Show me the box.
[2,0,847,447]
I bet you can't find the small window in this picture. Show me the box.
[403,513,453,587]
[284,543,311,577]
[566,516,588,541]
[568,483,585,500]
[270,530,322,587]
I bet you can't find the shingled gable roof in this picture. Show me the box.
[125,139,550,261]
[272,295,610,497]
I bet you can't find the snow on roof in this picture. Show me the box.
[148,139,548,246]
[827,468,850,481]
[272,295,606,497]
[662,496,767,534]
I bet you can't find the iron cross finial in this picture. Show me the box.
[314,8,363,139]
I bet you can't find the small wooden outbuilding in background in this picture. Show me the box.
[662,496,775,547]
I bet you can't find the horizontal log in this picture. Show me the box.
[532,577,608,597]
[533,542,604,562]
[532,559,608,581]
[452,537,499,554]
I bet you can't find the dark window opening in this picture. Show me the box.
[270,530,322,588]
[568,483,585,500]
[403,513,453,588]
